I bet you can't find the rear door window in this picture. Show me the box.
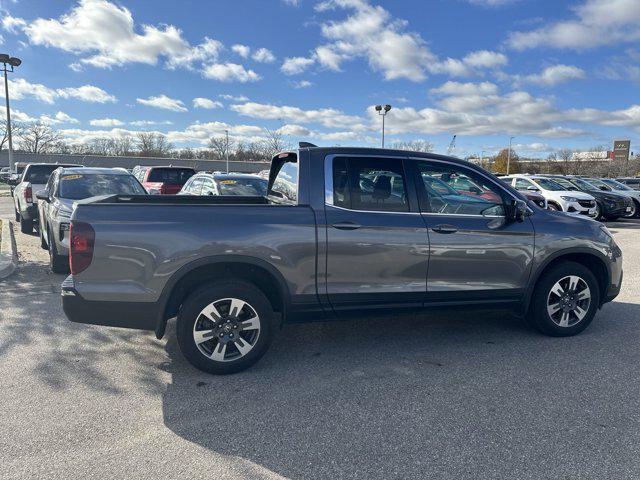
[24,165,61,184]
[147,168,195,184]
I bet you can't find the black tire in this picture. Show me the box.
[15,209,19,222]
[633,199,640,219]
[48,227,69,274]
[39,222,48,249]
[527,260,600,337]
[20,215,34,234]
[177,280,276,375]
[547,203,560,211]
[593,202,603,221]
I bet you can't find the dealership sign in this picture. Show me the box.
[613,140,631,162]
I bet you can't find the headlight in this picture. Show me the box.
[561,196,578,202]
[600,225,614,239]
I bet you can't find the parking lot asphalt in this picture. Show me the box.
[1,195,640,480]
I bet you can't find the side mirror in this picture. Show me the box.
[526,185,539,192]
[35,190,50,202]
[506,199,527,223]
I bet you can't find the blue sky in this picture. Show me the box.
[0,0,638,158]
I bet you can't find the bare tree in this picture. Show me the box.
[135,132,174,157]
[208,136,234,160]
[0,119,26,151]
[19,122,63,154]
[557,148,572,175]
[262,128,290,159]
[390,140,434,153]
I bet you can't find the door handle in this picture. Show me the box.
[432,224,458,234]
[332,221,361,230]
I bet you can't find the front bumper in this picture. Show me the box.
[62,276,158,331]
[565,200,596,217]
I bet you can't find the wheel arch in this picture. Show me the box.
[155,255,290,339]
[524,248,611,314]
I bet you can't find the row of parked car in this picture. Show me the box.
[4,163,268,273]
[499,174,640,221]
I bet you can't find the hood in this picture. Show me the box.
[557,190,594,200]
[586,190,628,202]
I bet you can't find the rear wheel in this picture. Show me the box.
[19,215,34,234]
[48,227,69,274]
[177,281,276,374]
[528,261,599,337]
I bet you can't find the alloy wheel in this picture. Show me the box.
[192,297,261,362]
[546,275,591,327]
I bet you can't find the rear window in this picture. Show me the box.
[59,174,147,200]
[271,159,298,202]
[215,177,268,196]
[147,168,195,184]
[24,165,62,184]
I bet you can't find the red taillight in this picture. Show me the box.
[69,222,95,275]
[24,186,32,203]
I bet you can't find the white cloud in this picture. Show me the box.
[282,0,300,5]
[292,80,313,88]
[193,97,223,109]
[2,15,26,33]
[519,64,586,86]
[89,118,124,127]
[129,120,173,127]
[57,85,117,103]
[136,94,187,112]
[252,48,276,63]
[202,63,260,82]
[39,111,79,125]
[219,94,249,102]
[231,101,365,129]
[508,0,640,50]
[468,0,518,6]
[373,81,640,138]
[431,50,508,77]
[1,78,116,104]
[231,44,251,58]
[277,124,312,136]
[281,56,315,75]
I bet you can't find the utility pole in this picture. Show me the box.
[0,54,21,172]
[225,129,229,173]
[506,136,515,175]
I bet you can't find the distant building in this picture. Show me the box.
[571,151,611,162]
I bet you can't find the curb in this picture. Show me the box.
[0,219,17,279]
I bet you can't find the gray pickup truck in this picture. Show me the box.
[63,146,623,374]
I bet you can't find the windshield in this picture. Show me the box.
[147,168,195,184]
[215,177,268,196]
[586,178,611,190]
[24,165,62,184]
[422,174,459,196]
[602,179,631,190]
[572,178,598,191]
[552,178,579,190]
[59,173,147,200]
[534,178,566,191]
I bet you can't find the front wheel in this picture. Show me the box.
[48,228,69,274]
[593,202,602,221]
[177,281,276,374]
[547,203,560,211]
[527,261,600,337]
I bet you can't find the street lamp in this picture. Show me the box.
[374,104,391,148]
[224,129,229,173]
[0,54,21,172]
[506,136,515,175]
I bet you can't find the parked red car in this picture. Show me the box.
[133,166,196,195]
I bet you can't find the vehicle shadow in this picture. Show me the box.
[160,301,640,479]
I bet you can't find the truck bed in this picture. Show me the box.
[78,194,270,205]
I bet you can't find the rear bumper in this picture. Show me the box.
[62,276,158,331]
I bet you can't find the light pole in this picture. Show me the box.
[480,150,486,169]
[224,129,229,173]
[506,136,515,175]
[0,54,21,172]
[375,104,391,148]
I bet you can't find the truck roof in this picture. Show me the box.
[292,146,473,167]
[60,167,131,175]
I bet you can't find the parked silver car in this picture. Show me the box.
[13,163,80,233]
[36,167,147,273]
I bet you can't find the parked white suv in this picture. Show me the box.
[13,163,80,233]
[502,175,597,217]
